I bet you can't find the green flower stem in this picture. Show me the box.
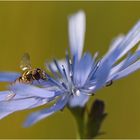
[75,112,85,139]
[68,106,86,139]
[68,100,107,139]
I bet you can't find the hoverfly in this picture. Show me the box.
[15,53,47,84]
[6,53,47,101]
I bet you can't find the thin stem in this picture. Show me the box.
[68,106,86,139]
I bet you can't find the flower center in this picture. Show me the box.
[71,88,80,96]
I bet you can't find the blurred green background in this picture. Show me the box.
[0,1,140,139]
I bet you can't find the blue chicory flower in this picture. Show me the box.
[0,11,140,127]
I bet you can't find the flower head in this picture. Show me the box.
[0,11,140,127]
[46,11,140,108]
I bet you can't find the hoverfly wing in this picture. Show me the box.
[20,53,32,71]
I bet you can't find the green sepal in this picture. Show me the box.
[86,99,107,139]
